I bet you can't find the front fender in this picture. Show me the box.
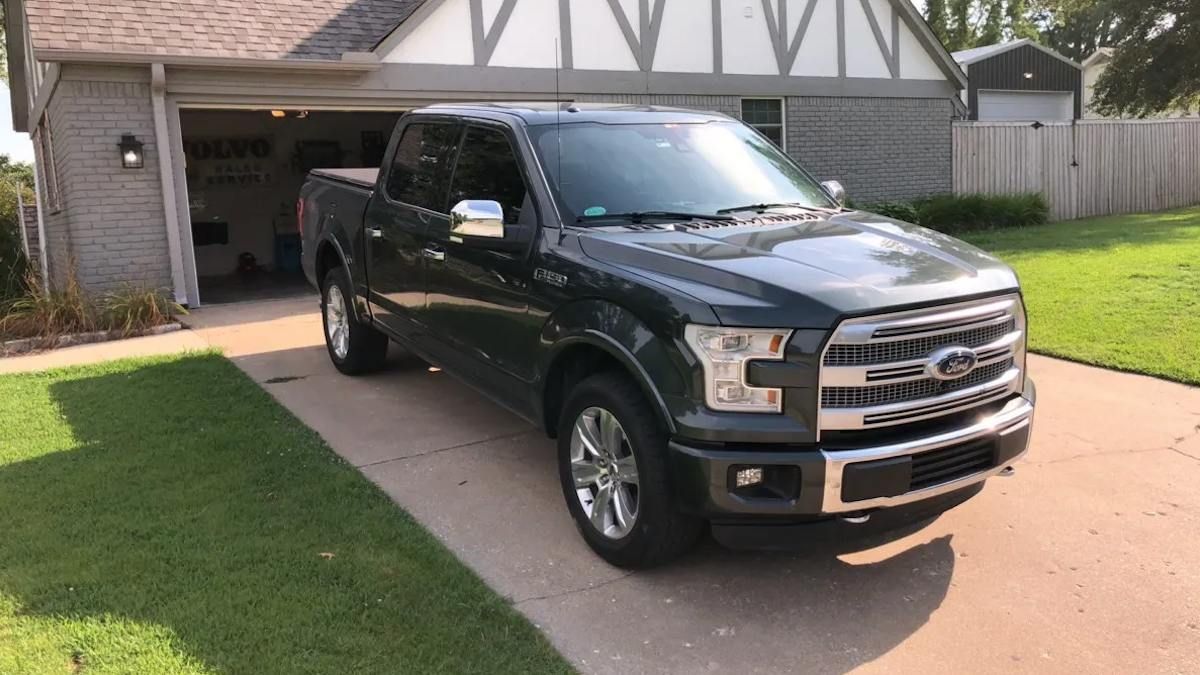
[539,299,705,436]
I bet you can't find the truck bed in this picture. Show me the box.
[309,168,379,190]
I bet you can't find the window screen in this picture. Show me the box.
[741,98,785,148]
[385,122,458,211]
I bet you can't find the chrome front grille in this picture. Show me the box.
[818,295,1027,435]
[823,318,1016,366]
[822,358,1013,408]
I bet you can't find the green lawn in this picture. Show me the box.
[0,354,571,675]
[964,206,1200,385]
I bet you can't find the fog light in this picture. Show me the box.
[735,467,764,488]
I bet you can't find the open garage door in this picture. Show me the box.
[180,109,403,305]
[977,90,1073,121]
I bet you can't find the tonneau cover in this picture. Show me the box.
[310,168,378,189]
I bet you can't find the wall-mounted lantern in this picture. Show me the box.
[118,134,144,169]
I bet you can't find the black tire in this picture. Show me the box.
[557,371,704,568]
[320,266,388,375]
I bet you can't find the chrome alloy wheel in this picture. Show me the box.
[570,406,640,539]
[325,283,350,360]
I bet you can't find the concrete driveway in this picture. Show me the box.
[187,297,1200,674]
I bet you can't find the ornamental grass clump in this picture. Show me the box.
[0,265,185,343]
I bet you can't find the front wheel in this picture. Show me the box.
[321,267,388,375]
[557,372,704,568]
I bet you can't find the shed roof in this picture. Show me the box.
[22,0,425,60]
[952,39,1081,70]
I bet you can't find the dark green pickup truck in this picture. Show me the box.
[299,103,1035,568]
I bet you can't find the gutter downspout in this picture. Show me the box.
[150,63,187,305]
[16,184,30,256]
[31,155,49,293]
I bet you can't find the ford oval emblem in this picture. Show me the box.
[926,347,978,381]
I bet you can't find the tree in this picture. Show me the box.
[1030,0,1122,61]
[926,0,951,43]
[1006,0,1040,41]
[979,0,1006,46]
[923,0,1044,52]
[948,0,974,51]
[1092,0,1200,116]
[0,156,34,303]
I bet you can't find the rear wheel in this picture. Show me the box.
[321,266,388,375]
[557,372,704,568]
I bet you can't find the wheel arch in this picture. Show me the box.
[315,236,364,323]
[539,297,689,439]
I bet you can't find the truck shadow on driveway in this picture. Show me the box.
[227,344,958,673]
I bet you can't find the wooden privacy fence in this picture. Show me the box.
[952,119,1200,221]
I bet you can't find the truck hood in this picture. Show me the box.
[576,209,1020,328]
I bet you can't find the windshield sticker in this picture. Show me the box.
[583,206,607,217]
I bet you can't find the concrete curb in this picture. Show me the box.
[0,322,183,357]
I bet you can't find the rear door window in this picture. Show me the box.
[447,126,530,226]
[385,122,459,211]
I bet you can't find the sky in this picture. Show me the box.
[0,82,35,164]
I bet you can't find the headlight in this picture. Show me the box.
[684,325,792,413]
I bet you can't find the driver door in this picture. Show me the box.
[421,123,541,391]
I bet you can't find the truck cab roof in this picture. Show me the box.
[418,102,736,126]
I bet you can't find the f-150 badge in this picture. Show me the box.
[534,268,568,288]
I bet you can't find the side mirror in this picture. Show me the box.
[820,180,847,207]
[450,200,505,240]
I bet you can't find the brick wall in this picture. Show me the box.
[573,93,953,203]
[34,73,171,292]
[785,97,953,203]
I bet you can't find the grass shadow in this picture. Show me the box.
[0,354,567,674]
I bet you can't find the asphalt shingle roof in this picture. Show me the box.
[24,0,426,60]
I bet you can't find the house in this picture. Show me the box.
[1081,48,1113,119]
[4,0,967,306]
[1082,48,1198,119]
[953,39,1082,122]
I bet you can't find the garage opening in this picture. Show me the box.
[180,109,403,304]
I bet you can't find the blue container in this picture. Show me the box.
[274,233,302,273]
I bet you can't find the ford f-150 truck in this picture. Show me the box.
[300,103,1035,568]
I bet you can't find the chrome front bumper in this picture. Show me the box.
[668,388,1035,520]
[819,394,1034,513]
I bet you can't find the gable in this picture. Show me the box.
[377,0,963,86]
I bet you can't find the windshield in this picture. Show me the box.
[530,121,833,223]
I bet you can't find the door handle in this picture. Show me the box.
[422,245,446,262]
[367,227,384,240]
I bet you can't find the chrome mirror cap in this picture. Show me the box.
[450,199,505,238]
[821,180,847,207]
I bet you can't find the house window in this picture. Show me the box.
[33,116,61,212]
[741,98,785,148]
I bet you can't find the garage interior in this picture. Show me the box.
[180,109,403,304]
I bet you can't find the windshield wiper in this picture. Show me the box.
[577,210,734,224]
[716,202,824,214]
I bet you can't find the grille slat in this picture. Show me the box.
[824,318,1016,366]
[822,359,1013,408]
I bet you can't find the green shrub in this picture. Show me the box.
[863,200,921,225]
[915,193,1049,234]
[0,182,29,306]
[859,192,1049,234]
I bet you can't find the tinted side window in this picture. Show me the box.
[448,127,528,225]
[385,122,458,211]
